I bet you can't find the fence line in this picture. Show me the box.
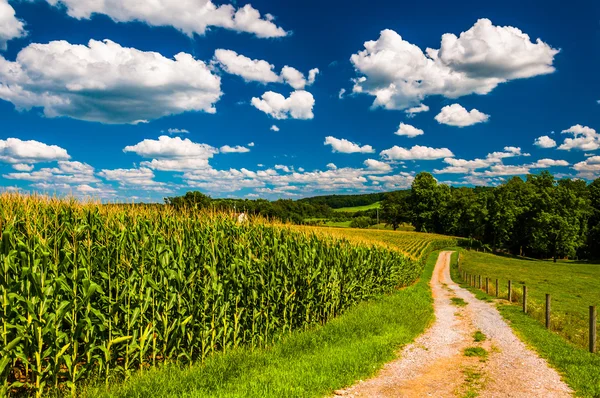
[456,258,597,354]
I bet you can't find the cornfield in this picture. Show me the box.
[0,193,454,397]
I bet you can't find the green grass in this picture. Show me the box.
[79,251,443,398]
[473,331,486,342]
[333,202,381,212]
[463,347,488,359]
[451,256,600,397]
[457,249,600,348]
[451,297,468,307]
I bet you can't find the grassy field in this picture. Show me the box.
[81,250,443,398]
[455,249,600,351]
[332,202,381,212]
[450,258,600,397]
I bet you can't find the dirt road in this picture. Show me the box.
[334,251,572,397]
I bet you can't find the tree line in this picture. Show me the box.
[381,171,600,261]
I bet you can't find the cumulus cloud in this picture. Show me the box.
[98,167,169,191]
[434,157,491,174]
[124,135,218,171]
[0,0,26,50]
[4,161,98,185]
[214,49,279,83]
[368,172,414,189]
[0,137,70,164]
[533,135,557,148]
[405,104,429,117]
[434,104,489,127]
[486,146,529,163]
[380,145,453,160]
[338,88,346,99]
[12,163,34,172]
[220,145,250,153]
[573,156,600,179]
[270,125,280,132]
[364,159,392,172]
[324,136,374,154]
[280,66,307,89]
[45,0,287,38]
[529,158,569,168]
[214,50,319,89]
[251,90,314,119]
[482,164,530,176]
[558,125,599,151]
[350,18,558,110]
[0,39,222,124]
[395,123,424,138]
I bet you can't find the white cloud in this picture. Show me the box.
[482,164,530,176]
[486,146,529,163]
[213,49,279,83]
[307,68,319,85]
[350,18,558,110]
[248,142,255,147]
[324,136,374,154]
[364,159,392,172]
[98,167,168,191]
[573,156,600,179]
[380,145,453,160]
[395,123,424,138]
[4,161,99,185]
[280,66,307,90]
[251,90,314,119]
[45,0,287,38]
[529,158,569,168]
[338,88,346,99]
[0,137,70,164]
[214,50,318,90]
[270,125,280,132]
[558,125,599,151]
[434,104,489,127]
[405,103,429,117]
[167,128,189,135]
[12,163,34,172]
[533,135,556,148]
[326,163,337,169]
[0,0,26,50]
[124,135,218,171]
[368,172,414,189]
[220,145,250,153]
[434,157,491,174]
[275,164,291,172]
[0,39,222,124]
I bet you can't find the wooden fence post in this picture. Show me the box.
[591,306,597,354]
[495,279,499,298]
[478,275,481,289]
[485,277,489,294]
[523,286,528,313]
[508,280,512,302]
[545,294,551,329]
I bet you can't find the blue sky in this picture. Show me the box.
[0,0,598,202]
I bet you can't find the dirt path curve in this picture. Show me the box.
[334,251,573,397]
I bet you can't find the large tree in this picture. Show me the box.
[380,191,410,230]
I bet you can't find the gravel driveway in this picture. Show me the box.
[333,251,573,397]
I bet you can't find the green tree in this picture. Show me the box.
[380,191,410,230]
[528,173,590,261]
[409,172,440,233]
[165,191,212,210]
